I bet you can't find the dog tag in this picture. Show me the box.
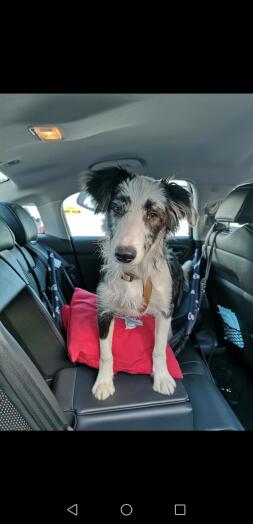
[116,315,143,330]
[125,317,143,329]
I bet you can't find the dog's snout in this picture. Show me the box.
[115,246,137,263]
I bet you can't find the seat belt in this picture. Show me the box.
[27,243,76,293]
[47,251,64,332]
[199,222,227,303]
[27,247,65,332]
[174,222,227,356]
[0,321,73,431]
[24,245,67,332]
[14,243,55,317]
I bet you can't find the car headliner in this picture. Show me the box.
[1,93,253,209]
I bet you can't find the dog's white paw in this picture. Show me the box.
[153,373,176,396]
[92,380,115,400]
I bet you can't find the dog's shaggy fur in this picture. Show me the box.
[80,167,198,400]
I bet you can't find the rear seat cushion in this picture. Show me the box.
[52,359,243,430]
[178,342,211,377]
[182,374,244,430]
[52,366,193,431]
[52,341,243,430]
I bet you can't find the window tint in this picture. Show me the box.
[63,193,104,236]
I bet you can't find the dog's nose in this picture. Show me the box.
[115,246,137,263]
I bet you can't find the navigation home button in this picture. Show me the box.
[120,504,133,516]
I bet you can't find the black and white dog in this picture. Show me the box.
[81,167,198,400]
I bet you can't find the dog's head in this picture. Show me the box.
[80,167,198,266]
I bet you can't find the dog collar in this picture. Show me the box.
[121,273,138,282]
[140,276,153,313]
[121,273,153,313]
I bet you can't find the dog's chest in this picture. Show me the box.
[147,263,172,315]
[103,262,172,317]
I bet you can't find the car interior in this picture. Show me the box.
[1,93,253,431]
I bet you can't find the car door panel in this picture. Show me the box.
[71,237,103,292]
[168,237,195,264]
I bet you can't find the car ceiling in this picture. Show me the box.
[1,93,253,207]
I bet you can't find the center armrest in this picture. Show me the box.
[52,365,193,430]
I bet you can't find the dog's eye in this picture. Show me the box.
[112,205,123,216]
[148,211,158,219]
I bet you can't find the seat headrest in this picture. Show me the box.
[0,202,38,245]
[0,218,15,251]
[215,183,253,224]
[199,199,223,241]
[204,199,223,216]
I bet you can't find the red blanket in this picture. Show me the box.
[61,288,183,379]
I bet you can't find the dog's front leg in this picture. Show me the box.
[92,312,115,400]
[152,314,176,395]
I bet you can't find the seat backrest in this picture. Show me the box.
[0,218,72,381]
[0,202,75,323]
[0,320,73,430]
[205,183,253,367]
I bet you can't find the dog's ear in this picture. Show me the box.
[161,180,199,232]
[79,167,134,214]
